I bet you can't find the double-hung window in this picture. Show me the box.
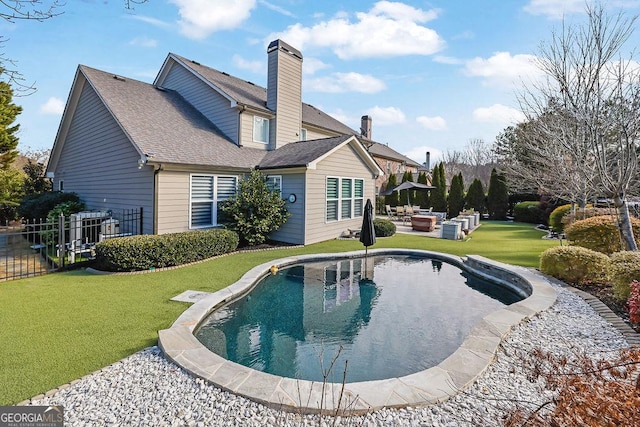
[190,175,237,228]
[326,177,364,222]
[265,175,282,195]
[253,116,269,144]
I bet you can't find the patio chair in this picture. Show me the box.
[385,205,396,220]
[395,205,405,221]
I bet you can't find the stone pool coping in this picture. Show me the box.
[158,249,557,415]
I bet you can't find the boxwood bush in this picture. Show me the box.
[95,228,239,272]
[609,251,640,302]
[548,204,572,232]
[373,218,396,237]
[539,246,609,285]
[513,201,546,224]
[565,215,640,254]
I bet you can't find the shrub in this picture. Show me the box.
[221,170,289,246]
[513,201,545,224]
[539,246,609,285]
[18,191,83,220]
[561,206,607,230]
[0,200,19,223]
[548,204,572,232]
[609,251,640,302]
[373,218,396,237]
[94,228,239,271]
[565,215,640,254]
[628,281,640,324]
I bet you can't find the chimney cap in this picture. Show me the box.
[267,39,303,60]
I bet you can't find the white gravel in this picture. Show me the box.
[30,270,631,426]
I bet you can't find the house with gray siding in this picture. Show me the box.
[47,40,389,245]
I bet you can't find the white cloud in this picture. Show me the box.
[416,115,447,130]
[267,1,445,59]
[472,104,525,125]
[169,0,256,40]
[303,57,330,75]
[523,0,585,19]
[326,108,356,125]
[306,72,386,93]
[232,54,264,74]
[128,15,173,29]
[464,51,542,88]
[129,36,158,48]
[404,145,443,165]
[365,106,406,125]
[39,97,65,115]
[434,55,463,65]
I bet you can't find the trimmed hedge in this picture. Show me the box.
[373,218,396,237]
[565,215,640,254]
[513,201,545,224]
[539,245,609,285]
[548,204,572,232]
[609,251,640,302]
[95,229,239,272]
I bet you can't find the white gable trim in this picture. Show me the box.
[307,136,384,177]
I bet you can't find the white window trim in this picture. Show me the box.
[266,175,282,195]
[189,174,238,229]
[253,115,269,144]
[325,176,365,223]
[300,128,307,141]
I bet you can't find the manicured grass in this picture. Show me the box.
[0,221,557,405]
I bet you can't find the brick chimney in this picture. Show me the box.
[361,115,372,140]
[267,39,303,149]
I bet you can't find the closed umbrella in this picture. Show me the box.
[360,198,376,279]
[360,198,376,252]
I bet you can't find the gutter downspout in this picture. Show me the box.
[153,164,163,234]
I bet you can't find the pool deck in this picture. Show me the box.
[158,249,557,415]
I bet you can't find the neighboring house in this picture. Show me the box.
[46,40,383,245]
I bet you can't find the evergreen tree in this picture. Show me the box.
[383,173,399,207]
[0,79,21,169]
[487,168,509,220]
[415,171,429,208]
[23,160,52,195]
[447,172,465,217]
[466,178,486,213]
[399,171,410,206]
[430,163,447,212]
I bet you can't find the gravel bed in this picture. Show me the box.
[29,269,631,426]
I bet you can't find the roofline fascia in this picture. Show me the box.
[307,136,384,176]
[156,54,238,108]
[147,161,254,174]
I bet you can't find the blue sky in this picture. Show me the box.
[4,0,640,164]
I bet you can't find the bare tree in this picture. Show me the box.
[442,138,495,188]
[0,1,148,93]
[515,2,640,250]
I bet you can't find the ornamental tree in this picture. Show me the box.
[221,169,289,246]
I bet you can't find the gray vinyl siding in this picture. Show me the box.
[305,144,376,245]
[155,169,242,235]
[267,173,305,244]
[52,82,154,234]
[241,111,273,149]
[162,63,239,144]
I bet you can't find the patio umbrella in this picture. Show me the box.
[380,181,436,205]
[359,198,376,279]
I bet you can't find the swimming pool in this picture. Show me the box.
[158,249,556,414]
[195,255,523,383]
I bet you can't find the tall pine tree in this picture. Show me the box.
[447,172,465,218]
[415,171,429,208]
[430,162,447,212]
[384,173,399,207]
[466,178,486,213]
[487,168,509,220]
[0,79,21,170]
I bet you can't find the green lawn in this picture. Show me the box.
[0,221,556,405]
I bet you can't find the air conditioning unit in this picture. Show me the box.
[101,219,120,237]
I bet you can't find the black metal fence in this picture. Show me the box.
[0,208,142,281]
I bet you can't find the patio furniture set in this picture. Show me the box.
[385,205,480,240]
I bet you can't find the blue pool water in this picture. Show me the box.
[195,255,523,383]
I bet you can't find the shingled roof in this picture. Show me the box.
[170,54,357,135]
[258,135,353,169]
[80,65,267,169]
